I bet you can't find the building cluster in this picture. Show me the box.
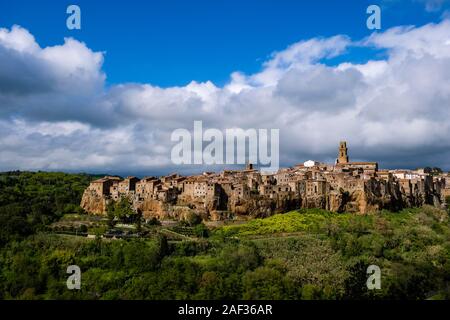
[81,142,450,219]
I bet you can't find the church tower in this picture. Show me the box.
[337,141,349,164]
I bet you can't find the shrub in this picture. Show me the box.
[184,212,202,226]
[193,223,209,238]
[146,217,161,226]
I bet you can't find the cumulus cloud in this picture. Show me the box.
[1,20,450,175]
[0,25,106,125]
[275,65,365,113]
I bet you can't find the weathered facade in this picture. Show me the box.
[81,142,449,220]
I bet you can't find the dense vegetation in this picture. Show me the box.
[0,171,98,245]
[0,171,449,300]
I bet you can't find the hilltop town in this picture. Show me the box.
[81,142,450,221]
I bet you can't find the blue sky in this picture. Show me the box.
[0,0,448,87]
[1,0,450,175]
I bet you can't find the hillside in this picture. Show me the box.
[0,171,99,245]
[0,169,449,300]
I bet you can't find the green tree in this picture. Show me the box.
[106,201,116,229]
[184,212,202,226]
[114,198,137,223]
[193,223,209,238]
[157,234,170,260]
[242,267,287,299]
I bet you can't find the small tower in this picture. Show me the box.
[337,141,349,164]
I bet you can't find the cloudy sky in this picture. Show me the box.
[0,0,450,176]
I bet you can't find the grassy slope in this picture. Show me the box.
[210,206,450,299]
[213,208,423,238]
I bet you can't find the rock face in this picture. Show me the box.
[80,188,107,215]
[80,143,447,221]
[81,140,450,220]
[80,171,445,221]
[316,177,439,214]
[228,195,299,219]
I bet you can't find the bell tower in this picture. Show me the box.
[337,141,349,164]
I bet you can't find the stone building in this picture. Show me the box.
[81,141,446,219]
[337,141,349,164]
[117,176,139,194]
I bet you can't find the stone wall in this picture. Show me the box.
[81,168,445,220]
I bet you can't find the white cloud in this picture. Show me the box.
[248,35,351,87]
[1,21,450,174]
[365,19,450,59]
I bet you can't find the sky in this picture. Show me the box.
[0,0,450,176]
